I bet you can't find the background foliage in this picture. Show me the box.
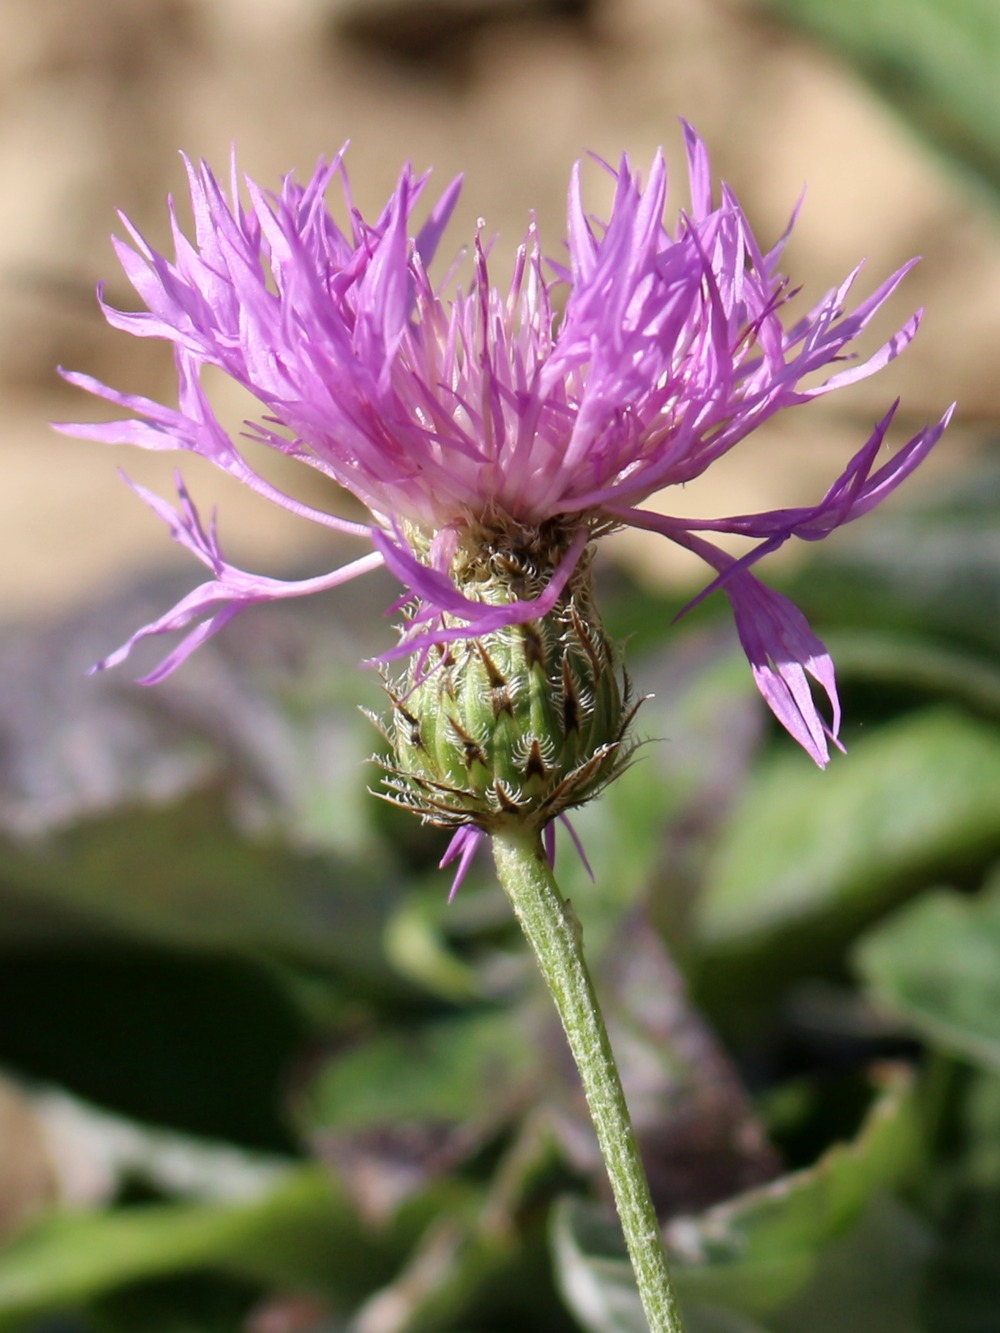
[1,1,999,1329]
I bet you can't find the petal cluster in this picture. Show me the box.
[60,124,951,767]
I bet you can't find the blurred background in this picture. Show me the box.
[1,2,1000,1332]
[3,0,996,612]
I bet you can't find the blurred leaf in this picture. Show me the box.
[0,785,400,983]
[303,1010,534,1136]
[26,1084,296,1207]
[924,1241,1000,1333]
[0,1167,388,1324]
[763,0,1000,196]
[300,1009,538,1218]
[694,709,1000,964]
[338,1111,580,1333]
[0,1116,570,1332]
[551,1200,650,1333]
[658,1198,933,1333]
[0,570,395,847]
[0,570,420,999]
[667,1067,921,1312]
[383,895,487,1005]
[854,880,1000,1070]
[918,1066,1000,1332]
[553,1068,920,1327]
[825,629,1000,723]
[765,1194,934,1333]
[382,880,519,1006]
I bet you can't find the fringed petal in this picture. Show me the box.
[730,575,842,766]
[608,514,842,764]
[91,473,384,683]
[613,404,954,555]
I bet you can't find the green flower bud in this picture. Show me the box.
[371,519,640,833]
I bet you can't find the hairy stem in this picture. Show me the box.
[491,824,687,1333]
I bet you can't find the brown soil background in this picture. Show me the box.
[2,0,996,621]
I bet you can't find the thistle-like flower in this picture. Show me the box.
[60,124,951,876]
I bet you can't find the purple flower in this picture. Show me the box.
[59,123,951,770]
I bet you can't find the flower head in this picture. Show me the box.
[60,123,951,780]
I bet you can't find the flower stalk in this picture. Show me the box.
[491,824,687,1333]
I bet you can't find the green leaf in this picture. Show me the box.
[854,879,1000,1070]
[823,629,1000,723]
[0,1167,386,1323]
[765,1194,935,1333]
[382,880,516,1005]
[763,0,1000,197]
[553,1069,920,1327]
[694,709,1000,963]
[917,1068,1000,1331]
[297,1007,540,1219]
[0,786,404,992]
[301,1009,535,1137]
[669,1069,921,1313]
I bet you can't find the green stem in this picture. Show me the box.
[491,824,687,1333]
